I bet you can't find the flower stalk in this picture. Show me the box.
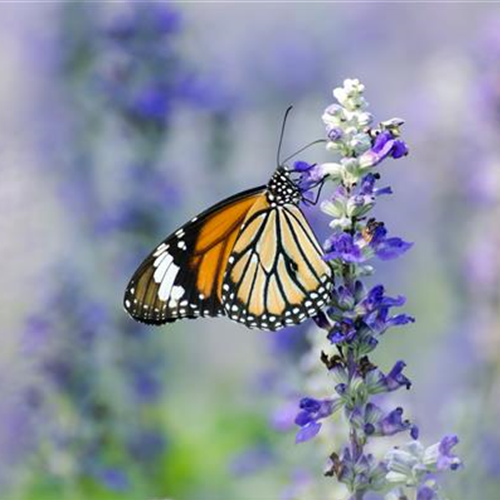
[292,79,462,499]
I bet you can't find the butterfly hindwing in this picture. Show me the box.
[123,187,265,325]
[221,198,332,331]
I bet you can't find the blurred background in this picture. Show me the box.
[1,2,500,499]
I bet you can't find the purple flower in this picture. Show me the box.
[367,223,413,261]
[367,306,415,335]
[324,232,363,263]
[295,421,322,443]
[229,446,274,476]
[359,173,393,197]
[324,224,412,264]
[391,139,409,158]
[294,397,341,443]
[127,430,166,462]
[327,319,357,344]
[99,3,196,132]
[356,284,415,335]
[130,86,171,121]
[411,425,420,440]
[361,403,415,438]
[328,447,386,489]
[366,361,412,394]
[384,361,412,390]
[417,485,438,500]
[332,285,356,310]
[292,160,325,193]
[271,324,309,357]
[271,401,300,432]
[375,406,413,437]
[358,285,406,314]
[327,126,343,141]
[98,468,129,491]
[436,435,462,471]
[360,131,409,168]
[293,160,313,172]
[313,310,331,330]
[107,4,180,40]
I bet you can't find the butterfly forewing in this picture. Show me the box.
[123,187,265,325]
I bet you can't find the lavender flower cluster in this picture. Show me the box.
[19,3,202,494]
[292,79,462,499]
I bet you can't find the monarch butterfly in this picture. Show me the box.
[123,109,332,331]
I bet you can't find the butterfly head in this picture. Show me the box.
[266,166,302,207]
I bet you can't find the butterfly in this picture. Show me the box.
[123,109,332,331]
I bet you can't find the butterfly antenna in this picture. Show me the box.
[277,105,293,167]
[281,138,327,165]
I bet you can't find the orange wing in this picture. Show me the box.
[123,187,266,325]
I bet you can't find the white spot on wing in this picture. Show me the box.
[154,252,169,268]
[158,262,179,300]
[154,253,174,283]
[171,286,185,300]
[153,243,168,257]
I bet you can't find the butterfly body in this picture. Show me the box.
[124,167,332,331]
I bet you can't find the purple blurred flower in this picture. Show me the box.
[271,401,300,432]
[98,468,129,491]
[417,485,438,500]
[100,3,197,130]
[21,2,211,491]
[282,469,313,500]
[271,324,309,358]
[436,435,462,471]
[229,445,274,476]
[131,367,162,403]
[107,4,180,40]
[127,430,166,462]
[130,86,172,121]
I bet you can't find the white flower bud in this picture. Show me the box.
[321,199,345,219]
[329,217,352,230]
[350,133,372,155]
[319,162,343,179]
